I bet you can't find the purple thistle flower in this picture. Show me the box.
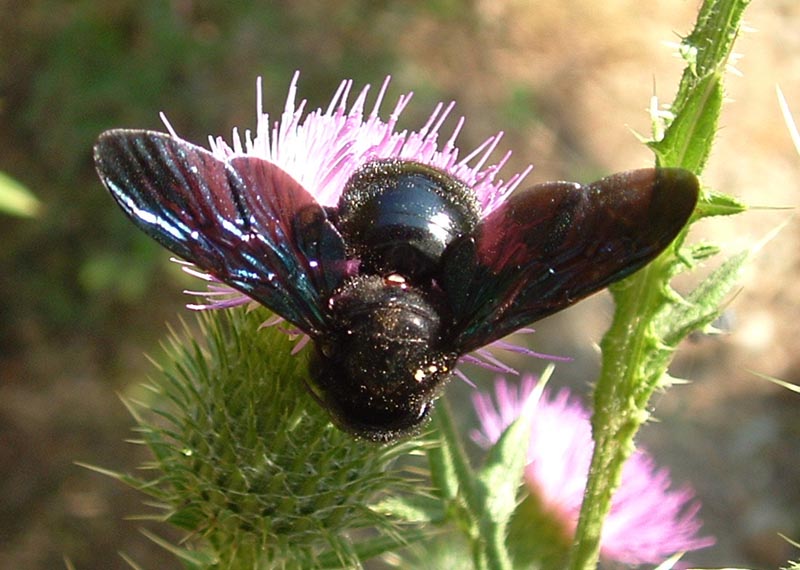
[170,72,531,312]
[166,73,558,369]
[471,376,714,566]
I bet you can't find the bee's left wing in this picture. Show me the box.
[440,168,699,352]
[94,130,349,336]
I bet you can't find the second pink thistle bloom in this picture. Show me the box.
[472,376,714,566]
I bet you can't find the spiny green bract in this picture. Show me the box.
[119,307,425,568]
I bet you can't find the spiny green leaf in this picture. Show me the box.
[431,400,477,510]
[476,410,531,525]
[695,190,748,218]
[659,250,749,345]
[426,433,459,503]
[650,73,723,171]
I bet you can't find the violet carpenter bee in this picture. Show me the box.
[94,130,698,441]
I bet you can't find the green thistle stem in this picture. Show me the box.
[568,0,751,568]
[569,259,672,568]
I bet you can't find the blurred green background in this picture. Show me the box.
[2,1,798,568]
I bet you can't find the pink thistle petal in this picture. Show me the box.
[205,73,531,210]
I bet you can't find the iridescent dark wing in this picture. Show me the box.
[441,168,699,352]
[93,130,348,336]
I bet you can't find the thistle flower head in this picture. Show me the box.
[114,306,422,567]
[174,73,531,314]
[204,72,530,212]
[471,376,714,566]
[168,73,553,370]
